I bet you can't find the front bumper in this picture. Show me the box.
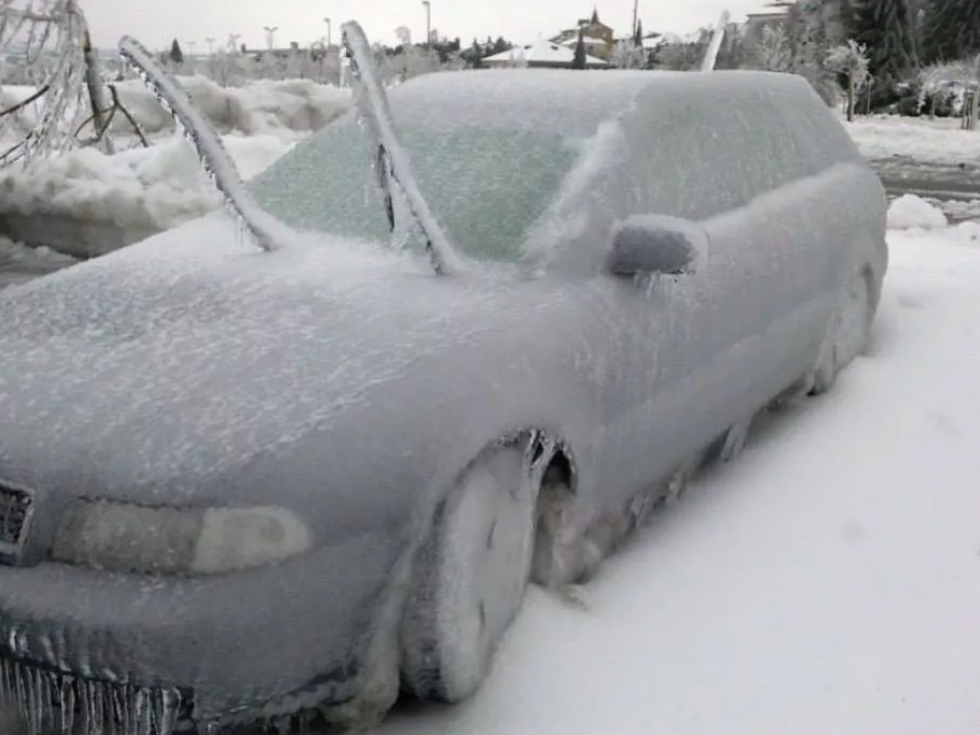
[0,533,397,732]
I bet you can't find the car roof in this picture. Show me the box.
[386,68,816,138]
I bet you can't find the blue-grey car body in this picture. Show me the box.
[0,68,888,730]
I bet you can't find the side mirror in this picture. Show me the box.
[605,214,708,277]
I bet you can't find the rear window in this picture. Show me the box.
[249,113,580,263]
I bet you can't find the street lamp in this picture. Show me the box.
[422,0,431,46]
[324,17,331,48]
[263,25,278,50]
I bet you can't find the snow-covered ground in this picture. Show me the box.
[373,197,980,735]
[843,112,980,165]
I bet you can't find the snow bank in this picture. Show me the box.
[886,194,949,230]
[0,236,77,289]
[947,219,980,245]
[0,132,295,254]
[110,75,352,136]
[0,237,76,268]
[844,114,980,166]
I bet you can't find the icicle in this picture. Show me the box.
[134,688,153,735]
[59,676,75,735]
[150,686,181,735]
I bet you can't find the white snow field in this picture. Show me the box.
[373,197,980,735]
[843,112,980,165]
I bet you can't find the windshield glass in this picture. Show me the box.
[248,113,580,263]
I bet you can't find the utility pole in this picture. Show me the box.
[187,40,196,57]
[422,0,431,46]
[263,25,278,50]
[324,17,332,47]
[206,37,216,55]
[632,0,638,40]
[228,33,242,53]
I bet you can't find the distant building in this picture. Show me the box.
[550,7,616,59]
[482,39,610,69]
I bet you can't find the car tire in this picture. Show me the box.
[400,444,538,703]
[811,270,871,395]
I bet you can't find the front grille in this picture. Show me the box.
[0,480,33,559]
[0,656,190,734]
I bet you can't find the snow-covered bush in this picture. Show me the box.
[916,59,979,119]
[610,40,648,69]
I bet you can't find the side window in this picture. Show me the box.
[625,87,756,221]
[625,78,855,221]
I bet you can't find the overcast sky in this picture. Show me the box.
[82,0,768,52]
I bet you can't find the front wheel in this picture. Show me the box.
[399,444,538,703]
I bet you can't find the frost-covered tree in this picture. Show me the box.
[611,39,648,69]
[849,0,918,100]
[205,49,246,87]
[755,24,793,71]
[572,28,587,69]
[169,38,184,66]
[0,0,118,167]
[920,0,980,63]
[825,39,871,120]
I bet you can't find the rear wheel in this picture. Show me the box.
[811,271,871,394]
[400,445,538,702]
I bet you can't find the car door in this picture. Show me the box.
[579,78,837,513]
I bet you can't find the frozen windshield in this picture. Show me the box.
[248,113,580,262]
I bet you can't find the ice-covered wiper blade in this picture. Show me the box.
[700,9,730,72]
[341,20,463,275]
[118,35,293,253]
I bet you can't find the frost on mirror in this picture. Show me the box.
[341,20,464,275]
[117,35,294,253]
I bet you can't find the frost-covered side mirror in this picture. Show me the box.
[605,214,708,277]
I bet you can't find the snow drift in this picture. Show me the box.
[109,75,352,136]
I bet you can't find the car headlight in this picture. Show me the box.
[52,499,314,575]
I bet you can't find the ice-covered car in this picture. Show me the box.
[0,23,887,735]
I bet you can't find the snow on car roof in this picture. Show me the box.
[384,68,812,137]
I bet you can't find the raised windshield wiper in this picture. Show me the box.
[700,9,730,73]
[341,20,463,275]
[118,35,294,253]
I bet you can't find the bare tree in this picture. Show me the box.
[825,40,871,121]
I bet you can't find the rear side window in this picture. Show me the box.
[625,76,859,221]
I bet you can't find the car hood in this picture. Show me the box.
[0,215,571,507]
